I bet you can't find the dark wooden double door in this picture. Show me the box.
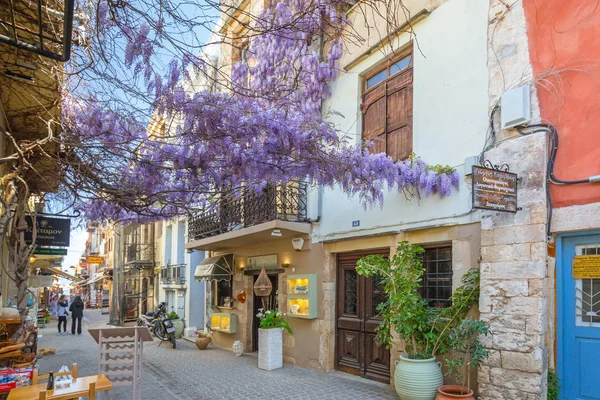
[336,249,390,383]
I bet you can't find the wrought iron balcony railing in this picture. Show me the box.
[160,264,186,285]
[124,243,154,265]
[188,182,308,241]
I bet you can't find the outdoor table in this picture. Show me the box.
[7,374,113,400]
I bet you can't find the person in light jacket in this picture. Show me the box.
[56,295,69,336]
[69,295,84,335]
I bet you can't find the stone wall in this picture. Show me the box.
[478,1,549,399]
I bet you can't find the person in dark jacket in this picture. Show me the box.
[69,295,84,335]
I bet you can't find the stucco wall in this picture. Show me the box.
[317,0,489,242]
[209,238,328,371]
[523,0,600,208]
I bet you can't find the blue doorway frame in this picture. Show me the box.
[556,231,600,400]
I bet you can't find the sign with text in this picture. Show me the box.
[573,255,600,279]
[28,275,54,288]
[247,254,278,271]
[33,248,68,256]
[87,256,105,264]
[472,166,518,213]
[24,216,71,247]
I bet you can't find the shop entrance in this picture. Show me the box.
[557,233,600,399]
[251,273,279,352]
[335,249,390,383]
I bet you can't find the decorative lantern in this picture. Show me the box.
[254,267,272,297]
[233,340,243,357]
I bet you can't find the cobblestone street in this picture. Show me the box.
[35,310,397,399]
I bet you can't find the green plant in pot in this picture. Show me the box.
[357,241,481,400]
[437,320,491,399]
[167,311,185,338]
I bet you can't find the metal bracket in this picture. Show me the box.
[482,160,510,172]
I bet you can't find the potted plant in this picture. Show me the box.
[194,331,212,350]
[356,241,481,400]
[437,319,491,399]
[256,308,292,371]
[167,311,185,338]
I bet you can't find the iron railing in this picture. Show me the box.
[124,243,154,264]
[188,182,308,241]
[160,264,186,285]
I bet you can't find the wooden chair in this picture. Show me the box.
[32,363,78,384]
[37,382,96,400]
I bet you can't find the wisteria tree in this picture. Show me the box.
[0,0,459,318]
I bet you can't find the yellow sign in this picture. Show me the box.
[87,256,104,264]
[573,255,600,279]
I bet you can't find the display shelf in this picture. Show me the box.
[286,274,317,319]
[0,319,22,325]
[210,313,237,334]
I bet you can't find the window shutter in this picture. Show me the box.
[361,84,386,154]
[386,69,413,161]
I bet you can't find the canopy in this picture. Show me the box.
[194,254,233,282]
[41,266,81,281]
[80,272,104,286]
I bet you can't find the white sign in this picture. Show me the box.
[28,275,54,288]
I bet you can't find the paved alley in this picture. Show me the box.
[35,310,397,400]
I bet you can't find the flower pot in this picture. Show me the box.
[394,355,443,400]
[171,319,185,338]
[195,337,211,350]
[258,328,282,371]
[436,385,474,400]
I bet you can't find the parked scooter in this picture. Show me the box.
[137,302,176,349]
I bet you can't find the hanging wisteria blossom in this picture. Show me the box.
[61,0,459,223]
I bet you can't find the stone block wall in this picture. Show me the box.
[479,1,549,399]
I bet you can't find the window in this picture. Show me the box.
[213,279,233,307]
[361,51,413,161]
[419,246,453,308]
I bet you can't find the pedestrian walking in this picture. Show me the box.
[56,295,69,336]
[69,295,84,335]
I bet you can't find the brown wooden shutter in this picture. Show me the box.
[361,84,387,154]
[386,68,413,161]
[361,66,413,161]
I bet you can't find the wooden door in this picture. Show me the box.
[336,249,391,383]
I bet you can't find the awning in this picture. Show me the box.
[41,266,81,281]
[194,254,233,282]
[79,272,104,286]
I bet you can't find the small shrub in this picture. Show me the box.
[166,311,180,320]
[548,369,559,400]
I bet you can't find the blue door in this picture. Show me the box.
[558,234,600,399]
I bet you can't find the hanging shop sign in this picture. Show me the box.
[573,255,600,279]
[87,256,104,264]
[472,165,518,213]
[33,248,68,256]
[247,254,278,271]
[24,216,71,247]
[28,275,54,288]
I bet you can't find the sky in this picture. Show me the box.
[62,228,87,271]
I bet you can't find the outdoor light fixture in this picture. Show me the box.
[271,229,282,237]
[292,238,304,252]
[281,263,290,268]
[29,256,36,264]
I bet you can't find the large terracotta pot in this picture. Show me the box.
[394,355,443,400]
[258,328,283,371]
[195,337,211,350]
[435,385,474,400]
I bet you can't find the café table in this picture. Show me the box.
[7,374,113,400]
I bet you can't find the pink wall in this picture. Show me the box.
[524,0,600,207]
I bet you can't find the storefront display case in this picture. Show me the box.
[211,313,237,334]
[286,274,317,319]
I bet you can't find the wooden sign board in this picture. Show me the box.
[247,254,278,271]
[573,255,600,279]
[87,256,104,264]
[472,166,518,213]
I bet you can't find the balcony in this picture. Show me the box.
[189,182,308,241]
[124,242,155,269]
[160,264,186,286]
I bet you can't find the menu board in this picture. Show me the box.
[472,166,518,213]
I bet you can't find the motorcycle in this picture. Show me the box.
[137,302,176,349]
